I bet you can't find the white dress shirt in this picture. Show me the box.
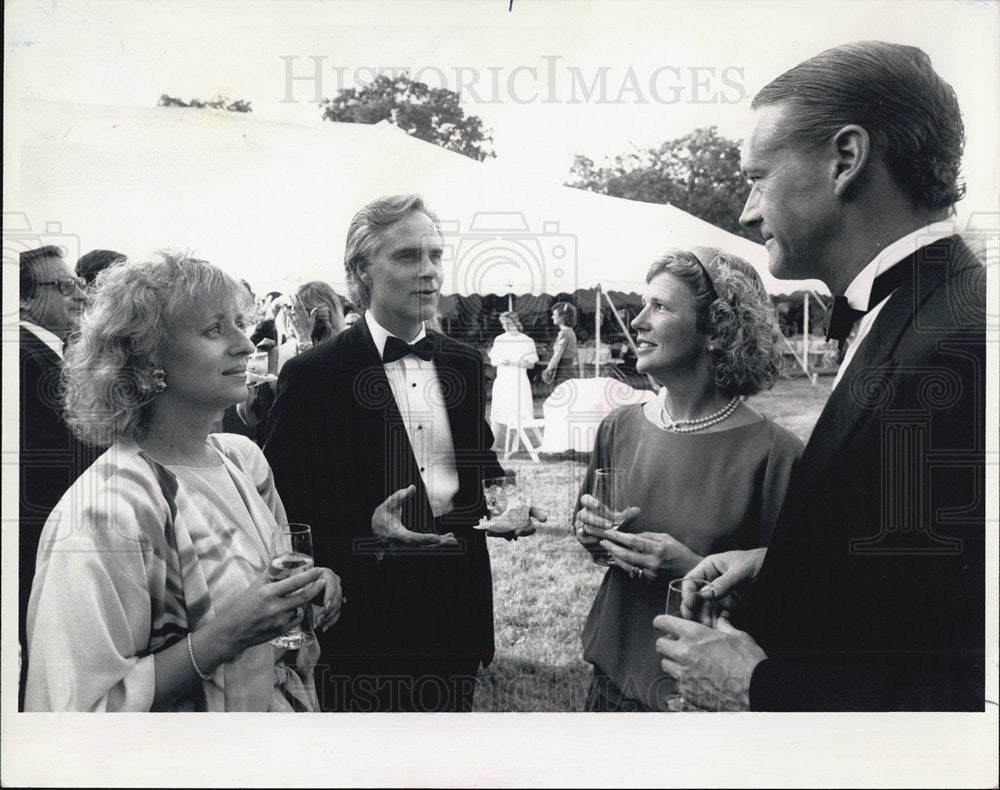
[832,220,957,390]
[365,312,459,518]
[20,319,64,359]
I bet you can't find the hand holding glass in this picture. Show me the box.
[268,523,315,649]
[592,468,627,567]
[482,473,529,530]
[666,577,718,627]
[664,577,718,710]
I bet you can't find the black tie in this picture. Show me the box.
[382,335,435,364]
[825,261,911,350]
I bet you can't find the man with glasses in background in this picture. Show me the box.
[18,245,98,709]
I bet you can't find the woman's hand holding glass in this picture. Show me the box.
[574,493,641,564]
[598,530,702,582]
[209,568,327,656]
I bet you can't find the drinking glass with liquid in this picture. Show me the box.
[268,523,315,649]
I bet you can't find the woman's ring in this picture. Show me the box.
[629,565,642,579]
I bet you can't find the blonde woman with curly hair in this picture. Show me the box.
[25,252,343,711]
[572,248,803,711]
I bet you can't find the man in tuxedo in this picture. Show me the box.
[19,245,97,709]
[264,194,539,711]
[654,42,985,711]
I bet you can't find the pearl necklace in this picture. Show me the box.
[655,391,740,433]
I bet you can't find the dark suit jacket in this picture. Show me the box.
[18,328,100,664]
[742,236,986,711]
[263,318,503,687]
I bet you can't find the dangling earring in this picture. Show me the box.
[150,368,168,393]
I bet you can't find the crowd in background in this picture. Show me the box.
[15,40,987,716]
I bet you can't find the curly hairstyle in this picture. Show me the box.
[752,41,965,211]
[344,194,441,310]
[646,248,784,397]
[498,310,522,331]
[551,301,577,327]
[62,251,252,446]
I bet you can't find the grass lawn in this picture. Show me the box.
[474,374,832,711]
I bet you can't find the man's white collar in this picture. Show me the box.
[20,319,64,359]
[842,220,957,309]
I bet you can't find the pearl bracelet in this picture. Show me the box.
[187,632,212,681]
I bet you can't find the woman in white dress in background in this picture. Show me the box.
[487,311,539,449]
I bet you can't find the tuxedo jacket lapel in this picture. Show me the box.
[793,238,963,486]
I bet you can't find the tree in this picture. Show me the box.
[566,127,755,241]
[157,94,252,112]
[320,74,495,161]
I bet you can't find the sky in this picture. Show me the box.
[3,1,999,786]
[5,0,1000,218]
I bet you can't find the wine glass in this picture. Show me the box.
[247,351,269,378]
[664,577,718,711]
[482,471,526,517]
[592,467,627,567]
[268,523,315,649]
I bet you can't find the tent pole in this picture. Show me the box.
[594,285,602,378]
[802,293,810,378]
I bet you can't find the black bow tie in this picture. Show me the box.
[825,296,866,349]
[382,335,434,364]
[825,262,911,350]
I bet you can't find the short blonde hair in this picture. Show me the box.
[499,310,522,331]
[62,251,250,445]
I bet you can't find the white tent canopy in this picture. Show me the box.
[8,99,828,299]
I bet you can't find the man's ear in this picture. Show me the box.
[19,294,37,320]
[830,124,870,198]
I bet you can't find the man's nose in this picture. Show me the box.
[419,253,440,277]
[739,191,760,228]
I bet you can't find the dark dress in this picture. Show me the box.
[578,404,803,711]
[550,326,578,387]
